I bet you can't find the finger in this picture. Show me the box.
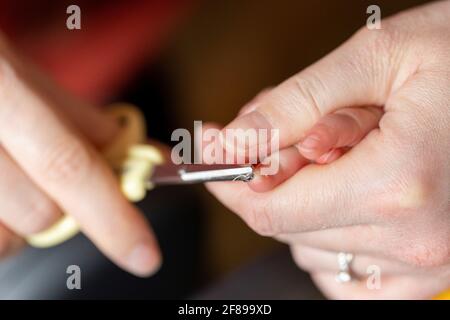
[0,223,24,259]
[0,62,160,277]
[250,146,345,192]
[276,225,384,255]
[208,74,447,235]
[51,95,119,149]
[277,224,415,266]
[206,132,385,234]
[311,271,447,300]
[251,106,373,190]
[200,122,310,192]
[277,224,450,273]
[202,123,288,234]
[248,146,310,192]
[290,245,421,278]
[315,148,345,164]
[297,106,383,160]
[221,31,392,155]
[45,86,120,149]
[0,146,62,235]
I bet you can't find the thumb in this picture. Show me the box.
[223,29,396,153]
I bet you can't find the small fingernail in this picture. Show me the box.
[322,151,334,163]
[221,111,272,153]
[299,134,321,151]
[318,149,338,164]
[126,242,161,277]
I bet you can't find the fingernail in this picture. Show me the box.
[126,242,161,277]
[221,110,272,153]
[317,149,338,164]
[299,134,321,151]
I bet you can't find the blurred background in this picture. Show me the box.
[0,0,432,299]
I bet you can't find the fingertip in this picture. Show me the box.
[247,169,274,193]
[248,146,310,192]
[298,126,335,160]
[298,135,321,158]
[124,240,162,277]
[117,206,163,277]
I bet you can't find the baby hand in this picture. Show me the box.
[297,106,383,164]
[248,105,382,192]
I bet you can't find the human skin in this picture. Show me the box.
[235,89,383,192]
[206,1,450,299]
[0,35,161,277]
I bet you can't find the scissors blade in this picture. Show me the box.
[148,164,254,187]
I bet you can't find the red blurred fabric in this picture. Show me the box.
[0,1,190,104]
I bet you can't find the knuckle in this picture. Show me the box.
[352,23,405,96]
[371,27,399,54]
[355,20,400,55]
[290,75,324,122]
[244,199,280,236]
[42,137,93,184]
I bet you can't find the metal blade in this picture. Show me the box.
[149,164,254,187]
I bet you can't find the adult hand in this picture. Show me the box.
[0,34,160,277]
[206,1,450,298]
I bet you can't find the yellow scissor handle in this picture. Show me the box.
[26,103,163,248]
